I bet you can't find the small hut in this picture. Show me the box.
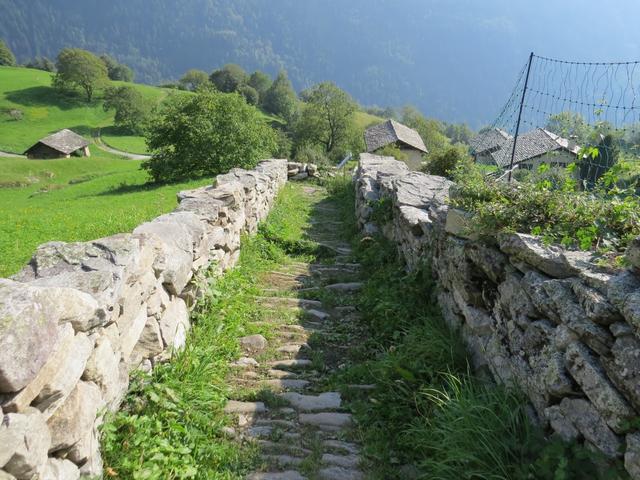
[24,129,91,159]
[364,119,428,169]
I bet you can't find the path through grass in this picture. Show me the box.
[102,179,627,479]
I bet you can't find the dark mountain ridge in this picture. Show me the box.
[1,0,639,126]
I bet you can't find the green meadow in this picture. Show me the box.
[0,66,179,154]
[0,151,210,277]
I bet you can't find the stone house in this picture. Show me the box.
[24,129,91,159]
[364,119,428,170]
[489,128,581,175]
[469,128,512,165]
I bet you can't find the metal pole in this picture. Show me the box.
[507,52,535,182]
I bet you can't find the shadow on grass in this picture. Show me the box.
[5,86,100,110]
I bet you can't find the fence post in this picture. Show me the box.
[507,52,535,182]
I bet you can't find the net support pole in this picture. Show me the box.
[508,52,535,182]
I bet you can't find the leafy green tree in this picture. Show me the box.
[100,54,134,82]
[209,64,248,93]
[54,48,109,102]
[546,112,591,144]
[238,84,259,105]
[262,70,297,121]
[143,91,277,182]
[179,69,210,91]
[0,40,16,66]
[103,85,152,134]
[248,71,272,100]
[445,123,474,145]
[25,56,55,72]
[294,82,357,157]
[402,105,450,156]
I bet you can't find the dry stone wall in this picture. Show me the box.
[0,160,288,480]
[355,153,640,478]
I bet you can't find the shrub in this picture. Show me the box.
[452,162,640,253]
[103,86,152,134]
[143,91,277,182]
[238,84,259,105]
[423,144,472,179]
[294,144,330,166]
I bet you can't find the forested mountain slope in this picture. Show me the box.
[1,0,639,125]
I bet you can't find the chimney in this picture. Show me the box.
[567,135,578,152]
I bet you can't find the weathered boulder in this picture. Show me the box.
[544,405,579,441]
[565,342,635,434]
[82,335,128,410]
[558,398,622,458]
[499,233,577,278]
[47,381,104,454]
[158,297,190,351]
[2,408,50,479]
[130,316,164,364]
[601,335,640,411]
[626,237,640,271]
[42,458,80,480]
[239,334,268,354]
[16,234,153,325]
[116,304,148,362]
[625,433,640,479]
[0,280,63,393]
[33,331,94,417]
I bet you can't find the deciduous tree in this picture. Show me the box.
[209,64,248,93]
[143,91,277,182]
[100,54,134,82]
[262,70,297,122]
[294,82,356,156]
[54,48,109,102]
[248,71,272,100]
[0,40,16,66]
[103,85,151,134]
[179,69,210,91]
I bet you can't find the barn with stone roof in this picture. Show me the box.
[24,129,91,159]
[364,119,428,170]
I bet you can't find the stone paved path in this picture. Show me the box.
[224,185,366,480]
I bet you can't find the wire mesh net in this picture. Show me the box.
[481,53,640,188]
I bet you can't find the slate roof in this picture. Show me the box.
[364,119,428,154]
[25,129,90,155]
[490,128,580,167]
[469,128,512,155]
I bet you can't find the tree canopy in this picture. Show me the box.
[402,106,450,156]
[262,70,297,121]
[179,69,210,91]
[294,82,357,157]
[209,64,248,93]
[100,54,134,82]
[248,71,272,100]
[0,39,16,66]
[103,85,152,134]
[53,48,108,102]
[143,91,277,182]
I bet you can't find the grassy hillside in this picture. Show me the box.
[354,110,384,130]
[0,66,179,154]
[0,150,210,277]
